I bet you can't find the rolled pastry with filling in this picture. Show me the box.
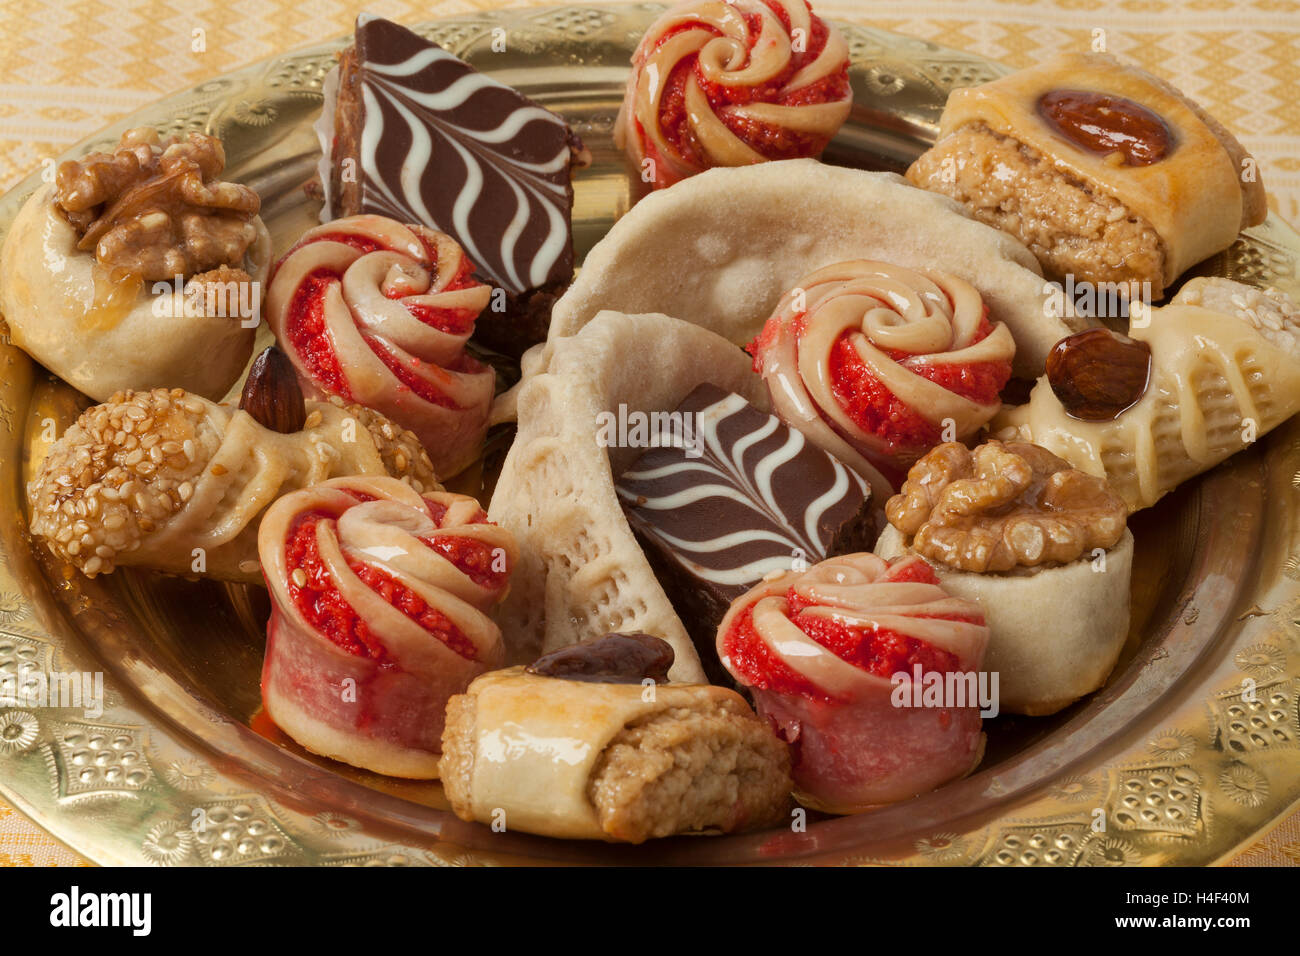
[614,0,851,190]
[875,440,1133,716]
[0,127,271,402]
[749,259,1015,496]
[27,380,437,583]
[907,53,1266,296]
[440,634,793,842]
[993,278,1300,512]
[266,215,496,478]
[716,552,990,812]
[260,476,514,778]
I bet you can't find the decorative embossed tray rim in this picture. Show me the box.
[0,4,1299,866]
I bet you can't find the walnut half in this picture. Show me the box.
[885,440,1127,572]
[54,127,260,282]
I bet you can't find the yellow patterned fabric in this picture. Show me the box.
[1,0,1297,866]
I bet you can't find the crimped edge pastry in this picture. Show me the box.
[548,159,1086,378]
[488,310,768,681]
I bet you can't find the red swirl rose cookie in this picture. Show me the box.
[614,0,851,190]
[717,552,989,812]
[267,214,495,477]
[749,260,1016,496]
[259,475,516,778]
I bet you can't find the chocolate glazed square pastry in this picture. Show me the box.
[616,383,875,682]
[317,14,589,354]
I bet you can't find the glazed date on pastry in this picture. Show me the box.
[906,53,1267,296]
[527,633,675,684]
[260,476,516,779]
[440,667,794,842]
[616,383,874,683]
[266,215,495,479]
[26,387,437,584]
[614,0,851,190]
[319,13,586,347]
[749,260,1015,497]
[716,552,989,812]
[994,277,1300,512]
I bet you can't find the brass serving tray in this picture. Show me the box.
[2,4,1299,867]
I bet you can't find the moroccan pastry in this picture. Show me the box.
[440,634,793,842]
[266,214,495,478]
[614,0,851,190]
[616,383,874,682]
[716,552,989,812]
[874,441,1133,716]
[491,310,770,680]
[906,53,1267,296]
[749,260,1015,494]
[27,357,438,584]
[993,278,1300,512]
[547,160,1086,379]
[0,127,271,402]
[260,475,514,779]
[316,14,588,355]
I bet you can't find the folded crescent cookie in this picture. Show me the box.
[440,649,793,842]
[0,128,271,402]
[260,476,514,779]
[28,386,437,583]
[993,278,1300,512]
[875,441,1133,716]
[907,53,1266,296]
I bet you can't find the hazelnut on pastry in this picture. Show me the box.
[875,440,1134,716]
[0,127,271,402]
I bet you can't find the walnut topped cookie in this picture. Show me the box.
[0,127,271,402]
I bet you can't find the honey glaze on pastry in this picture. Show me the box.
[260,476,514,779]
[27,373,437,583]
[614,0,851,189]
[440,635,793,842]
[875,441,1133,716]
[749,260,1016,494]
[0,127,271,402]
[993,278,1300,512]
[906,53,1267,295]
[266,215,495,478]
[716,552,989,812]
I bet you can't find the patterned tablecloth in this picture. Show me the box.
[0,0,1297,867]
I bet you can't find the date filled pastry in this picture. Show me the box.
[0,127,272,402]
[614,0,852,190]
[266,214,495,478]
[261,475,515,779]
[749,260,1015,496]
[717,552,989,812]
[440,633,793,842]
[993,277,1300,512]
[906,53,1267,296]
[874,440,1133,716]
[27,351,438,584]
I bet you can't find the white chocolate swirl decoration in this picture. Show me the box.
[718,553,987,703]
[267,214,495,478]
[993,277,1300,512]
[614,0,852,189]
[259,475,516,778]
[752,260,1016,499]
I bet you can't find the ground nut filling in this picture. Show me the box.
[54,126,260,282]
[885,440,1127,573]
[908,123,1166,291]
